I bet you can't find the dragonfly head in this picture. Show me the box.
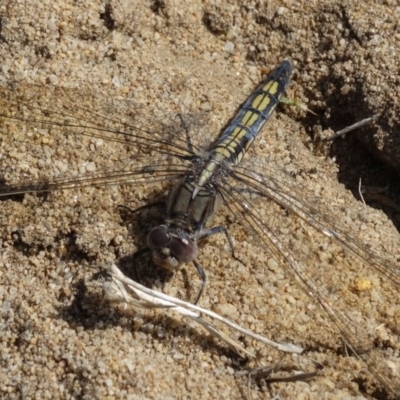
[147,225,199,271]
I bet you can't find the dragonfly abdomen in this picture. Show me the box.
[197,60,293,189]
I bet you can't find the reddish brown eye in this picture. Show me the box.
[147,226,169,250]
[169,237,198,263]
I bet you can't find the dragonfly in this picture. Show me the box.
[0,61,399,398]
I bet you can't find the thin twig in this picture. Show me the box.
[324,115,378,141]
[358,178,366,207]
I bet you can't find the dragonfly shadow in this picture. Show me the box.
[57,276,249,361]
[0,178,29,203]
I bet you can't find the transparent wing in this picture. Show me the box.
[218,154,400,397]
[0,82,204,195]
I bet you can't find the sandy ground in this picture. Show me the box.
[0,0,399,399]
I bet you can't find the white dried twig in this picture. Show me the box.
[100,262,304,357]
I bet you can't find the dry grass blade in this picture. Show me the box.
[100,262,304,358]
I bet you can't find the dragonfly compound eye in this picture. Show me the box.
[147,226,170,250]
[169,237,198,263]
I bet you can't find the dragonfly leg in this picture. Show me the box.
[199,225,244,266]
[193,259,207,304]
[117,201,165,215]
